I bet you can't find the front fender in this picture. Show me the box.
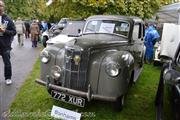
[97,51,134,97]
[40,46,64,82]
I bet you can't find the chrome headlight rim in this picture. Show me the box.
[51,66,62,80]
[40,49,51,64]
[105,62,121,77]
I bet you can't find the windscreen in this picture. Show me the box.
[84,20,130,37]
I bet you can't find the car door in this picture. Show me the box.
[132,22,144,65]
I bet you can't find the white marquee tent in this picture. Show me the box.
[156,2,180,24]
[157,2,180,59]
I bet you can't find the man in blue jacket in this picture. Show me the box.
[0,1,16,85]
[144,23,160,64]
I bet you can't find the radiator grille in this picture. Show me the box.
[63,46,89,91]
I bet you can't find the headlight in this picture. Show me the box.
[163,70,172,82]
[51,66,62,80]
[105,62,121,77]
[40,50,50,63]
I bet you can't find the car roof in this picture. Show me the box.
[86,15,143,23]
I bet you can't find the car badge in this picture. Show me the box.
[73,55,81,65]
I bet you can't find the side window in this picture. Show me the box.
[132,23,141,40]
[114,22,129,36]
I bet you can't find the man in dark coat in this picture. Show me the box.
[24,20,30,39]
[0,1,16,85]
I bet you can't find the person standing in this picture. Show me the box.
[15,17,25,46]
[30,20,39,47]
[144,23,160,64]
[24,20,30,39]
[41,20,48,32]
[0,0,16,85]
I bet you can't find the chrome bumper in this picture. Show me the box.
[35,79,117,102]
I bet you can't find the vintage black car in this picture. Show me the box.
[155,3,180,120]
[155,45,180,120]
[36,15,145,111]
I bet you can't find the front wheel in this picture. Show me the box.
[47,88,52,95]
[113,95,125,111]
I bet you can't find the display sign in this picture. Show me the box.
[51,105,81,120]
[99,23,115,33]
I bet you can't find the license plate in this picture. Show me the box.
[51,90,85,107]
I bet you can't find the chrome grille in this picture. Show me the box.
[63,46,89,91]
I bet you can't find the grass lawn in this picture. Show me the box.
[9,60,161,120]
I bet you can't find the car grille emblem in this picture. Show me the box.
[73,55,81,65]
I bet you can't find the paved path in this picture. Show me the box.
[0,36,41,119]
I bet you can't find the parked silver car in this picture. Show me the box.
[42,20,85,47]
[36,15,145,111]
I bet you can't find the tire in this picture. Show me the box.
[42,36,48,47]
[153,60,162,66]
[153,61,158,66]
[113,95,125,112]
[47,88,52,95]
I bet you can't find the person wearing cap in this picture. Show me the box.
[0,0,16,85]
[15,17,25,46]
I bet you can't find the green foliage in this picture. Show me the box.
[45,0,174,21]
[4,0,47,20]
[3,0,174,22]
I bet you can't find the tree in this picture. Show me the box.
[44,0,174,21]
[3,0,174,22]
[4,0,47,20]
[70,0,173,19]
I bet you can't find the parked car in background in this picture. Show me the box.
[57,18,70,28]
[41,24,56,47]
[153,23,163,66]
[45,20,85,46]
[36,15,145,111]
[153,41,161,66]
[42,18,70,47]
[52,18,70,36]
